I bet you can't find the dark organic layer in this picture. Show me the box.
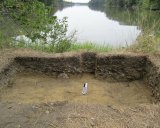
[95,54,147,81]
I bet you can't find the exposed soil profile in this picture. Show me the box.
[0,51,160,128]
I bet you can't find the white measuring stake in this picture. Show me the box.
[82,83,88,95]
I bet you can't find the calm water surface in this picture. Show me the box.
[55,5,141,47]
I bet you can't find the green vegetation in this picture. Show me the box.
[39,0,64,13]
[89,0,160,10]
[0,0,160,53]
[12,41,112,53]
[89,0,160,53]
[128,10,160,53]
[0,13,19,48]
[130,33,160,53]
[0,34,12,49]
[68,42,113,52]
[0,0,74,53]
[0,0,113,53]
[88,0,105,7]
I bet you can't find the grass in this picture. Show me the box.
[10,41,114,53]
[0,32,11,49]
[129,33,160,53]
[68,42,113,52]
[1,31,159,54]
[132,13,160,53]
[127,9,160,53]
[3,33,160,54]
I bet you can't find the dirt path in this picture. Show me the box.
[0,102,160,128]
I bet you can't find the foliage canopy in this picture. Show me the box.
[0,0,74,52]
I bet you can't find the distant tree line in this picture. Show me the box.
[89,0,160,10]
[88,0,105,6]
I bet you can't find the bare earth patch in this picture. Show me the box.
[0,102,160,128]
[0,49,160,128]
[0,72,154,105]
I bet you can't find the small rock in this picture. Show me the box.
[91,117,95,120]
[8,106,12,109]
[90,118,96,127]
[91,121,95,127]
[57,73,69,79]
[46,110,50,114]
[32,105,39,109]
[16,125,21,128]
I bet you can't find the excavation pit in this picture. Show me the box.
[1,51,160,127]
[0,52,159,105]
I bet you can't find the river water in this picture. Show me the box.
[55,5,141,47]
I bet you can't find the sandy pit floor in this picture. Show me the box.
[1,50,160,128]
[0,72,159,128]
[0,72,154,105]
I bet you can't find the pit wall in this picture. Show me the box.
[0,60,19,89]
[95,54,147,81]
[1,52,160,101]
[144,56,160,101]
[15,52,147,81]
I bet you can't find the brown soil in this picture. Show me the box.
[0,49,160,128]
[0,102,160,128]
[0,72,153,105]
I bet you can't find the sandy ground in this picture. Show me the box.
[0,72,159,128]
[0,102,160,128]
[0,72,154,105]
[0,49,160,128]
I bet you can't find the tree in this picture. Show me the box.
[0,0,74,52]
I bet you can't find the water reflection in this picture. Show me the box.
[91,6,160,32]
[55,5,141,47]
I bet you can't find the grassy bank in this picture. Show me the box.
[0,29,159,53]
[10,41,113,53]
[0,16,160,54]
[1,34,160,53]
[68,42,113,52]
[129,33,160,53]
